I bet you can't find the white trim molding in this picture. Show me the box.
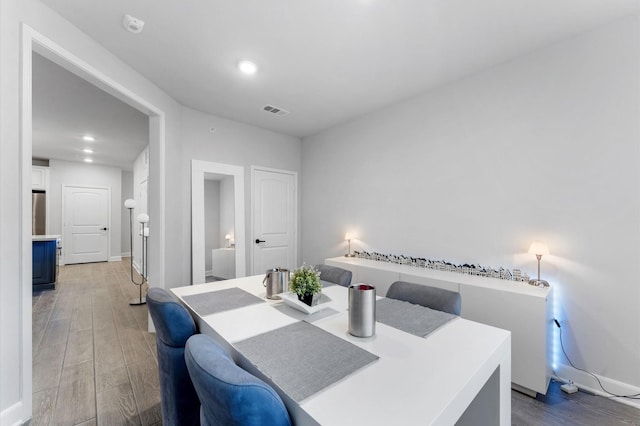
[1,401,25,426]
[555,363,640,410]
[191,160,246,284]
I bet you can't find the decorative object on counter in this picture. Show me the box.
[527,241,550,287]
[124,198,149,305]
[289,264,322,306]
[351,250,532,284]
[348,284,376,337]
[263,268,290,300]
[344,232,356,257]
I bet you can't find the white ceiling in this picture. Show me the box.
[35,0,640,147]
[32,52,149,170]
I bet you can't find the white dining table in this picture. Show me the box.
[172,275,511,425]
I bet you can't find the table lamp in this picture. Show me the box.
[345,233,355,257]
[528,241,550,287]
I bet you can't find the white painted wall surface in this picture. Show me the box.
[131,147,149,272]
[49,159,122,260]
[179,107,302,280]
[204,179,221,272]
[302,16,640,395]
[220,175,235,248]
[121,170,133,256]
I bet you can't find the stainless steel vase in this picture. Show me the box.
[348,284,376,337]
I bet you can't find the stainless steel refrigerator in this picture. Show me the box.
[32,191,46,235]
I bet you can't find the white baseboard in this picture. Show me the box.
[555,363,640,410]
[109,256,122,262]
[205,269,213,277]
[121,251,131,258]
[1,401,27,426]
[132,260,142,275]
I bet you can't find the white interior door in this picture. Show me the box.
[252,167,297,274]
[63,186,110,264]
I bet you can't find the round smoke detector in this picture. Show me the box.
[122,14,145,34]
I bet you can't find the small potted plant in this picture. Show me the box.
[289,264,322,306]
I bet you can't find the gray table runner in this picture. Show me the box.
[376,298,456,338]
[182,287,264,316]
[235,321,379,402]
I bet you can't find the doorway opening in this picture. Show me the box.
[21,24,166,418]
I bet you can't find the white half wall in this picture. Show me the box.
[302,15,640,395]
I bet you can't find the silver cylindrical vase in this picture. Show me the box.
[348,284,376,337]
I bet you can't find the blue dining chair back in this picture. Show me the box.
[315,264,353,287]
[147,287,200,426]
[185,334,292,426]
[387,281,462,315]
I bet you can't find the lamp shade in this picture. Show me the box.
[225,234,231,240]
[528,241,549,256]
[137,213,149,223]
[124,198,136,209]
[345,232,354,241]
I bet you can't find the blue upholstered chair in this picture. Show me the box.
[315,264,352,287]
[147,287,200,426]
[185,334,292,426]
[386,281,462,315]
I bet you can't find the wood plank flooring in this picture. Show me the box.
[30,260,640,425]
[31,259,159,426]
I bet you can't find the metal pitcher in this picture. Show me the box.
[263,268,289,299]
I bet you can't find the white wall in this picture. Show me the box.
[302,16,640,396]
[179,106,302,283]
[204,179,221,273]
[220,175,235,247]
[131,147,149,272]
[49,159,122,261]
[121,170,133,256]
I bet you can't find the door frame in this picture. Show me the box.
[61,185,111,265]
[19,24,167,420]
[191,160,246,284]
[250,166,298,274]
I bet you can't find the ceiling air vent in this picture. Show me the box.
[262,104,290,117]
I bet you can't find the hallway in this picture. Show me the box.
[31,260,160,425]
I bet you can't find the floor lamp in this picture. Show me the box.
[124,199,149,305]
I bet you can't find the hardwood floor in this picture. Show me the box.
[31,259,159,426]
[30,260,640,425]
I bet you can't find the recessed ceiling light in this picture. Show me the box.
[82,135,95,142]
[238,60,258,75]
[83,148,94,154]
[84,158,93,163]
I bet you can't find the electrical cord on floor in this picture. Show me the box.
[554,319,640,399]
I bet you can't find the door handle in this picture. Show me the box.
[255,239,266,244]
[101,227,108,231]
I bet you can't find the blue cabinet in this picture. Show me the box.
[33,240,57,291]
